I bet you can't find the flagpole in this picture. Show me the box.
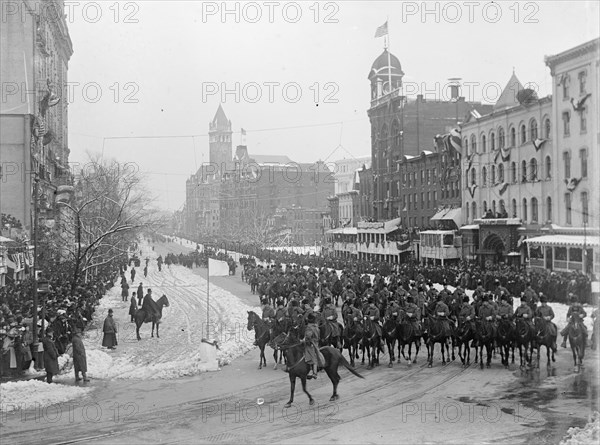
[386,19,392,95]
[206,258,210,338]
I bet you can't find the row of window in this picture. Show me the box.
[464,118,550,155]
[562,71,587,100]
[466,191,589,225]
[466,148,588,187]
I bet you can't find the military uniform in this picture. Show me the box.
[560,303,588,345]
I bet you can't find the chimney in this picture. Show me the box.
[448,78,462,101]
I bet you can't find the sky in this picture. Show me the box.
[65,1,600,211]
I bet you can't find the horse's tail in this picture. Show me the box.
[338,350,365,379]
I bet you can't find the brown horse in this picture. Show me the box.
[566,315,586,373]
[246,311,277,369]
[272,331,364,408]
[135,295,170,340]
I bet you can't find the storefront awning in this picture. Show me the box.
[431,208,461,227]
[524,235,600,247]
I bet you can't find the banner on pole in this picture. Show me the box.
[208,258,229,276]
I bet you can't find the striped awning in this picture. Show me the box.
[525,235,600,247]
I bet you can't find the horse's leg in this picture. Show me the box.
[258,345,264,369]
[156,321,160,338]
[479,345,484,369]
[486,343,492,368]
[300,375,314,406]
[273,348,278,370]
[136,321,141,341]
[413,340,419,364]
[151,321,154,338]
[428,341,433,368]
[284,375,296,408]
[441,340,446,365]
[387,340,393,368]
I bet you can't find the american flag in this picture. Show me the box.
[374,21,388,38]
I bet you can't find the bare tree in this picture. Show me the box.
[51,155,166,292]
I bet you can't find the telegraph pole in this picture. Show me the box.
[32,173,39,341]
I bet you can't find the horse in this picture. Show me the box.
[360,317,383,369]
[316,314,343,350]
[454,321,475,367]
[475,318,495,369]
[342,316,363,367]
[514,317,535,369]
[566,315,587,372]
[246,311,277,370]
[382,316,399,367]
[534,317,557,369]
[272,331,364,408]
[424,316,452,368]
[496,317,515,368]
[134,295,170,340]
[398,317,422,365]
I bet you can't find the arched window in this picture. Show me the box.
[483,201,488,212]
[498,163,504,183]
[481,134,487,153]
[530,119,538,141]
[491,165,496,185]
[545,156,552,179]
[471,135,477,154]
[512,199,517,218]
[522,198,528,222]
[463,138,468,156]
[472,202,477,221]
[511,162,517,183]
[379,124,388,170]
[471,168,476,185]
[521,160,528,182]
[530,158,538,181]
[482,167,487,187]
[466,203,470,221]
[498,127,505,149]
[499,199,506,217]
[544,118,551,139]
[510,127,516,147]
[490,132,496,151]
[546,196,552,223]
[492,200,497,215]
[531,197,538,223]
[520,124,527,144]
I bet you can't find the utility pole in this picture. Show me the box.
[32,173,39,342]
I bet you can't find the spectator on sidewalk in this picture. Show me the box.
[102,309,118,350]
[42,328,59,383]
[71,327,89,382]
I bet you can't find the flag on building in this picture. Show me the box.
[208,258,229,276]
[374,21,388,38]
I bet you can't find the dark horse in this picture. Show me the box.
[425,316,452,368]
[272,332,364,408]
[475,318,495,369]
[135,295,170,340]
[342,316,363,367]
[246,311,277,369]
[382,316,399,367]
[496,317,515,369]
[454,321,475,367]
[361,317,383,369]
[398,317,422,365]
[566,315,586,372]
[534,317,556,369]
[514,317,535,369]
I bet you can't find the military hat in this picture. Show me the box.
[406,296,414,303]
[463,296,470,303]
[306,313,316,323]
[291,300,299,307]
[539,294,548,303]
[367,297,374,304]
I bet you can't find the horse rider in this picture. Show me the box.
[523,281,537,308]
[141,289,161,322]
[478,293,498,337]
[497,294,514,323]
[433,294,453,337]
[458,295,476,329]
[514,297,534,330]
[302,312,325,379]
[560,294,588,349]
[364,297,384,345]
[342,284,356,305]
[274,298,287,329]
[535,294,557,351]
[321,296,341,346]
[301,298,314,322]
[403,295,422,336]
[494,279,509,302]
[288,299,304,326]
[255,298,275,345]
[385,296,403,320]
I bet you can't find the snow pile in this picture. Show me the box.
[560,412,599,445]
[0,380,93,413]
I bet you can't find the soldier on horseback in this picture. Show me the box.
[458,295,476,328]
[141,289,160,322]
[403,296,422,336]
[385,296,403,320]
[478,294,498,334]
[364,297,384,347]
[274,298,287,331]
[560,294,587,349]
[255,298,275,345]
[514,297,534,329]
[321,296,341,347]
[433,294,453,337]
[535,294,557,352]
[497,294,514,322]
[303,312,325,379]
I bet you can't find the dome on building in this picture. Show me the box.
[368,49,404,80]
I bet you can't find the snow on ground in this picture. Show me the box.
[0,380,93,413]
[560,411,599,445]
[58,241,259,380]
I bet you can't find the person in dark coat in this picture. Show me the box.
[42,328,59,383]
[102,309,118,349]
[71,328,89,382]
[130,268,136,283]
[129,293,138,322]
[137,283,144,302]
[121,281,130,302]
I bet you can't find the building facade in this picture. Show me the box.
[367,48,493,221]
[332,156,370,195]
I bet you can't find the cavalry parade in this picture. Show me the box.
[1,1,599,444]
